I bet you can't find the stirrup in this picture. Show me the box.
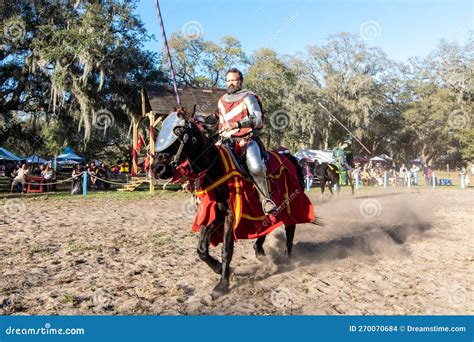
[262,198,277,215]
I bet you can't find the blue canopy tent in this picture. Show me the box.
[52,147,85,167]
[0,147,23,161]
[26,155,47,164]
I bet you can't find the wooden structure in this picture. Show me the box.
[128,85,226,193]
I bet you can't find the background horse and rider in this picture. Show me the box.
[313,151,355,196]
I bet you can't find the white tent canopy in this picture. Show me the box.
[294,150,333,163]
[370,156,385,161]
[379,153,393,161]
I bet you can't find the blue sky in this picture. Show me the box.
[137,0,472,62]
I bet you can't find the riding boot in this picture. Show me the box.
[253,172,277,215]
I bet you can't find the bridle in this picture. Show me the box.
[170,122,197,168]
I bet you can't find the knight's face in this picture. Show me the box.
[226,72,241,94]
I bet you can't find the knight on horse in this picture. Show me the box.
[218,68,277,215]
[332,138,352,185]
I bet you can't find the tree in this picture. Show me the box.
[245,48,299,149]
[400,34,473,164]
[297,33,395,152]
[165,34,248,88]
[1,0,163,160]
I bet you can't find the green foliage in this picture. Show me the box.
[1,3,471,167]
[166,34,248,87]
[457,128,474,159]
[1,0,164,160]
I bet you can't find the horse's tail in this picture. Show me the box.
[283,153,324,227]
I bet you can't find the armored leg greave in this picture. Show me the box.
[245,140,277,214]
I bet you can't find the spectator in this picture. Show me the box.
[399,163,408,186]
[388,168,397,186]
[95,163,107,190]
[10,164,28,193]
[424,165,433,185]
[88,162,97,189]
[410,163,420,185]
[71,165,83,194]
[41,163,54,192]
[32,165,42,176]
[112,164,120,178]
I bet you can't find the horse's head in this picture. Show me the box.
[152,106,215,180]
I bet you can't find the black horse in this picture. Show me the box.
[314,153,355,196]
[152,109,311,298]
[314,162,340,195]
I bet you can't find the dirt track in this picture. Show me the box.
[1,187,472,315]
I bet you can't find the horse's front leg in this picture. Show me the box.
[197,223,222,275]
[254,235,266,258]
[327,180,333,195]
[212,207,234,299]
[284,225,296,258]
[348,173,354,195]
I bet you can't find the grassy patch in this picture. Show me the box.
[151,233,169,246]
[27,244,50,258]
[65,242,103,253]
[62,293,79,305]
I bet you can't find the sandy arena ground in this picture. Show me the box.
[0,187,472,315]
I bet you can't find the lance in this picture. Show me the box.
[318,102,372,155]
[155,0,181,107]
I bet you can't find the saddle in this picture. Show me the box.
[193,145,315,246]
[222,136,269,178]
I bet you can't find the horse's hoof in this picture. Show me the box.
[253,247,266,259]
[211,284,230,300]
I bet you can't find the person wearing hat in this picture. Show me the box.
[332,140,351,184]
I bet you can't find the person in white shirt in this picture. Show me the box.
[410,163,420,185]
[41,163,54,192]
[10,164,28,192]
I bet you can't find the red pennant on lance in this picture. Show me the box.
[192,146,315,246]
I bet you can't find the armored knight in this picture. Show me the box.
[218,68,277,215]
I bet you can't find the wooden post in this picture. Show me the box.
[149,111,155,194]
[132,118,138,177]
